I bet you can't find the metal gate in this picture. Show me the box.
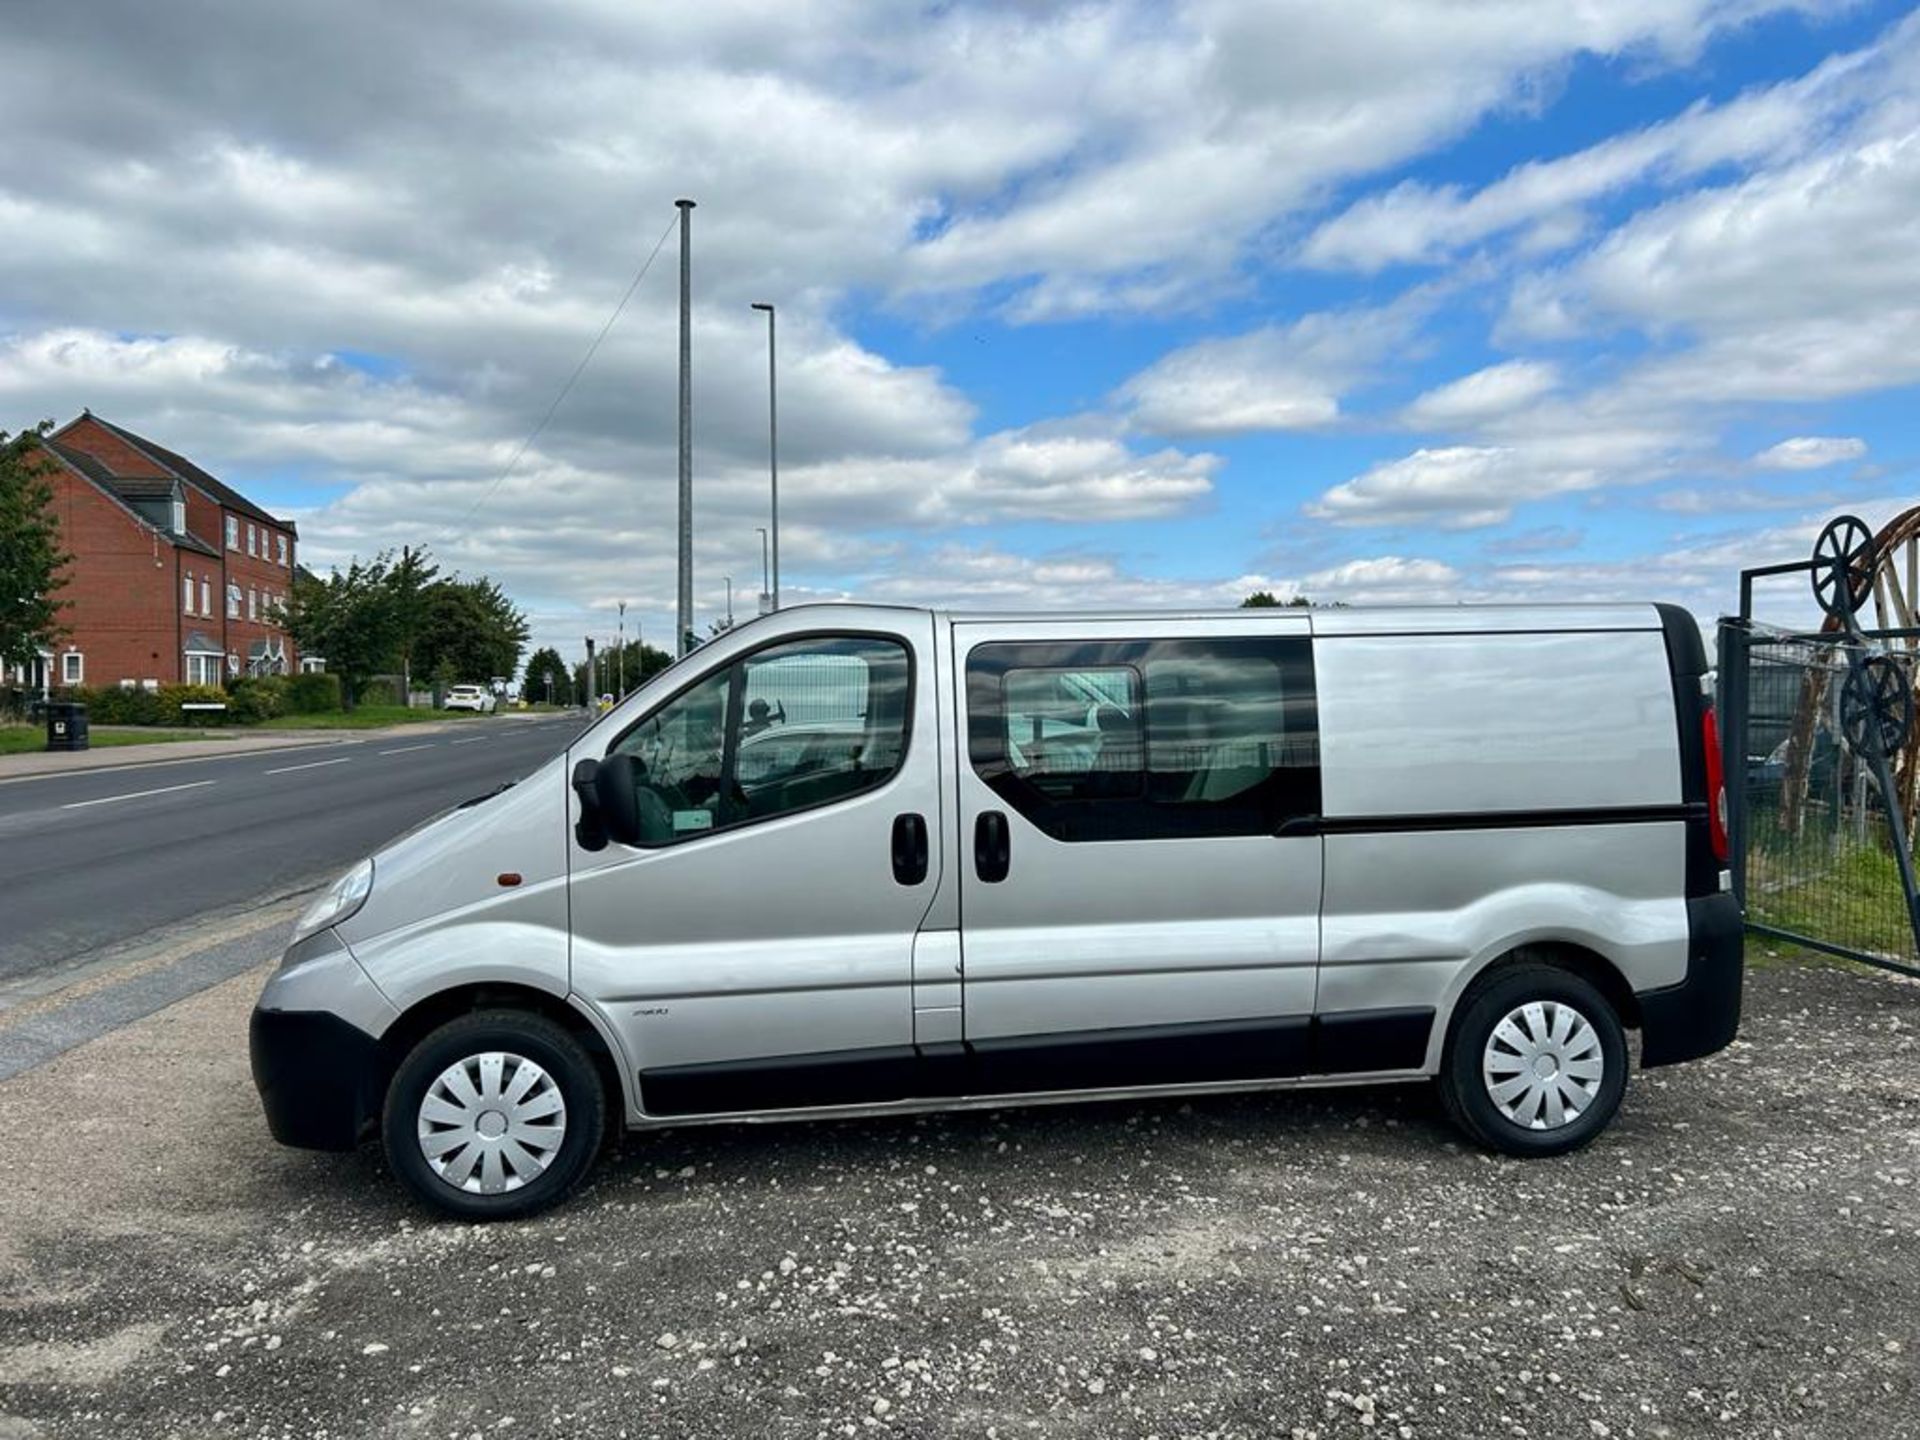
[1722,515,1920,977]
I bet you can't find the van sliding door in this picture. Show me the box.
[950,618,1323,1095]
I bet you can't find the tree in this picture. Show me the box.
[0,423,69,674]
[280,557,398,710]
[1240,591,1312,608]
[521,646,569,705]
[387,545,440,703]
[414,575,529,687]
[605,637,673,692]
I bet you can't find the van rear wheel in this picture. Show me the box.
[383,1010,605,1219]
[1438,964,1627,1158]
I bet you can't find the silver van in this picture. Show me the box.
[251,603,1741,1218]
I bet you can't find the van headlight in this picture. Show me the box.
[291,858,374,944]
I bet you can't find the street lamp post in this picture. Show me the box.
[617,601,627,699]
[677,199,697,657]
[755,527,770,614]
[724,575,734,630]
[750,301,779,610]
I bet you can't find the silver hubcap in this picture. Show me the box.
[1482,1001,1605,1131]
[417,1051,568,1194]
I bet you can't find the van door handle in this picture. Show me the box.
[974,810,1010,883]
[891,812,929,885]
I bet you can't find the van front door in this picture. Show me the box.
[953,619,1323,1095]
[568,617,942,1117]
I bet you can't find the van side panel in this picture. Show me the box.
[1312,624,1690,1072]
[1316,629,1681,817]
[1318,821,1690,1016]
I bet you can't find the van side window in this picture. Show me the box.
[968,637,1318,841]
[610,634,911,846]
[1001,666,1143,800]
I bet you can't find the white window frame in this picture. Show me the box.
[201,578,211,615]
[248,588,258,620]
[225,515,239,549]
[277,534,289,566]
[184,572,194,613]
[247,523,257,556]
[61,651,83,684]
[227,582,241,619]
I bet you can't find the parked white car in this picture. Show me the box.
[443,685,496,714]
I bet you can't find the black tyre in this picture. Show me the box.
[1437,964,1627,1158]
[382,1009,605,1220]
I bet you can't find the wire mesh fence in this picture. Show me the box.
[1735,625,1920,970]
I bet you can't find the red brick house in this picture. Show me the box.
[7,412,302,694]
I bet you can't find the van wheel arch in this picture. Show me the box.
[375,984,629,1141]
[1503,942,1641,1031]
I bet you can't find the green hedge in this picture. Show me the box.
[70,684,164,725]
[61,674,343,725]
[156,683,231,724]
[284,671,342,713]
[227,676,287,723]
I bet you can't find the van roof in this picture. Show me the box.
[755,601,1668,634]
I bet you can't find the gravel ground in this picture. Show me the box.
[1,956,1916,1439]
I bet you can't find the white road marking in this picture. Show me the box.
[263,757,353,775]
[61,780,217,810]
[378,743,433,755]
[449,736,488,745]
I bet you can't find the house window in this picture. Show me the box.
[184,572,194,613]
[248,588,258,620]
[227,583,241,619]
[277,534,289,566]
[61,652,83,685]
[201,578,211,615]
[171,496,186,534]
[247,523,257,556]
[186,653,222,686]
[226,516,238,549]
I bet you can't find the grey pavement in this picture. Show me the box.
[0,712,583,984]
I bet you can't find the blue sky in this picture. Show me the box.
[4,0,1918,661]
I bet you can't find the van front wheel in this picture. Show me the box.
[1437,964,1627,1158]
[383,1010,605,1219]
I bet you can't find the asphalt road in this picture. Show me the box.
[0,714,583,985]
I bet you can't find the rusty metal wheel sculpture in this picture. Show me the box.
[1788,506,1920,835]
[1840,653,1915,761]
[1812,514,1876,624]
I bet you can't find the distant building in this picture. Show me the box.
[7,412,299,693]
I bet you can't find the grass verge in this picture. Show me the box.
[0,725,213,755]
[253,706,489,731]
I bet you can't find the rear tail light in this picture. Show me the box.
[1702,704,1729,862]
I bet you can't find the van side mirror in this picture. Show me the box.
[571,759,607,852]
[592,754,647,848]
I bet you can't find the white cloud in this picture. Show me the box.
[1300,555,1461,595]
[1308,445,1604,529]
[0,0,1900,661]
[1403,360,1559,427]
[1297,19,1901,273]
[1504,93,1920,407]
[1118,300,1428,436]
[1753,435,1868,470]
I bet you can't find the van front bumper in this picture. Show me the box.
[1637,891,1744,1068]
[249,1006,382,1151]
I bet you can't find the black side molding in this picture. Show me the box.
[1278,804,1703,838]
[637,1007,1436,1117]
